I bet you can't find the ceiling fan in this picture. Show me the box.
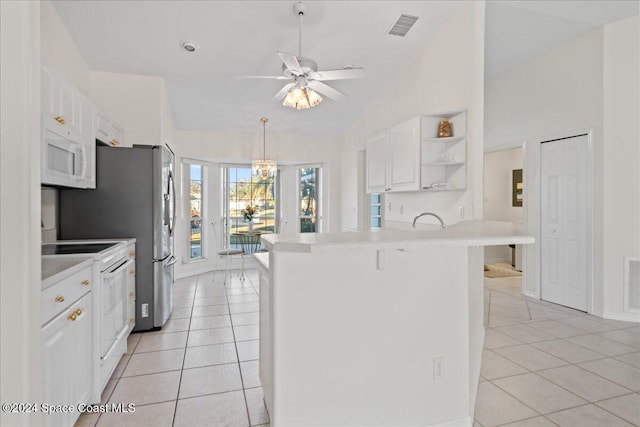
[234,1,365,109]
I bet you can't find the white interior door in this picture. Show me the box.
[541,134,589,311]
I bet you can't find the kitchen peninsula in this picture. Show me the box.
[258,221,534,427]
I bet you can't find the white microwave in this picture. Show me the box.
[41,114,88,188]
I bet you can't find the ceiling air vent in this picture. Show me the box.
[388,14,419,37]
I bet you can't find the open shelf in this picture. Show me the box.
[422,135,465,143]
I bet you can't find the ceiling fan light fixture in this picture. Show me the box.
[283,86,322,110]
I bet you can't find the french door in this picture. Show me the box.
[540,134,589,311]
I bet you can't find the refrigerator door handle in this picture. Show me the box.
[165,255,177,267]
[168,171,176,237]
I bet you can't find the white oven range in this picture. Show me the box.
[42,238,134,402]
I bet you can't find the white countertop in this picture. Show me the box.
[253,252,269,270]
[41,257,93,290]
[261,220,534,253]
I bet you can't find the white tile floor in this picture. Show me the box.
[75,271,640,427]
[477,275,640,427]
[75,269,268,427]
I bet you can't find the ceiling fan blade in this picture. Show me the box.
[307,80,346,101]
[230,75,290,80]
[273,83,296,102]
[314,68,366,81]
[277,51,303,75]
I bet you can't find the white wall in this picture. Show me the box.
[602,16,640,319]
[483,147,523,263]
[485,18,640,320]
[90,71,171,147]
[40,0,90,94]
[341,1,486,230]
[172,129,342,278]
[1,2,43,425]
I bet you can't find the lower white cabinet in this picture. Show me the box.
[41,291,92,427]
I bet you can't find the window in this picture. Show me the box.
[223,166,277,250]
[370,193,382,228]
[299,167,321,233]
[188,164,203,259]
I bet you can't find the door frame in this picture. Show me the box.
[525,128,595,313]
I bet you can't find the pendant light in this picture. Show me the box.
[252,117,277,179]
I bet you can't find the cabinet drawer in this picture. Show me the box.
[41,266,92,325]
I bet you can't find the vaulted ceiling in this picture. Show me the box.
[52,0,638,137]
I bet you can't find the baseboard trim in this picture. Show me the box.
[602,311,640,323]
[428,416,472,427]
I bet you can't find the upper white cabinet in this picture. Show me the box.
[365,110,467,193]
[41,66,77,131]
[366,117,421,193]
[95,109,124,147]
[41,66,96,189]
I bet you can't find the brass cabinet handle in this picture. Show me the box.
[81,280,90,286]
[129,318,135,324]
[75,309,82,316]
[110,139,119,146]
[68,313,77,321]
[54,116,65,124]
[55,296,65,303]
[129,292,134,297]
[129,251,135,257]
[129,270,135,275]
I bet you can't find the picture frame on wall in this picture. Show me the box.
[512,169,523,207]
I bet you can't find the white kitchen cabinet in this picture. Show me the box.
[41,66,77,132]
[365,110,467,193]
[41,65,96,189]
[41,267,93,427]
[94,109,125,147]
[365,117,421,193]
[365,132,389,193]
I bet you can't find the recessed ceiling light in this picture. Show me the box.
[180,41,199,53]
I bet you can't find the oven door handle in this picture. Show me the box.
[104,258,134,278]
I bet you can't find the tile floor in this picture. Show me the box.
[74,269,268,427]
[75,270,640,427]
[476,275,640,427]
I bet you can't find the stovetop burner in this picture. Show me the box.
[42,243,116,255]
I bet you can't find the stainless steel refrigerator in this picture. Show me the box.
[59,145,176,331]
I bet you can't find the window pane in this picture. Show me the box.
[370,192,381,229]
[189,164,204,259]
[299,168,319,233]
[225,166,277,252]
[190,219,202,258]
[300,218,316,233]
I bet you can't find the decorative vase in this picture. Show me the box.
[437,120,453,138]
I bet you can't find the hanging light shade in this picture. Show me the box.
[252,117,277,179]
[282,85,322,110]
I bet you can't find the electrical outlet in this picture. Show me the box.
[141,303,149,318]
[433,357,445,380]
[458,206,464,218]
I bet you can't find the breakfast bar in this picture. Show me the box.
[258,221,534,427]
